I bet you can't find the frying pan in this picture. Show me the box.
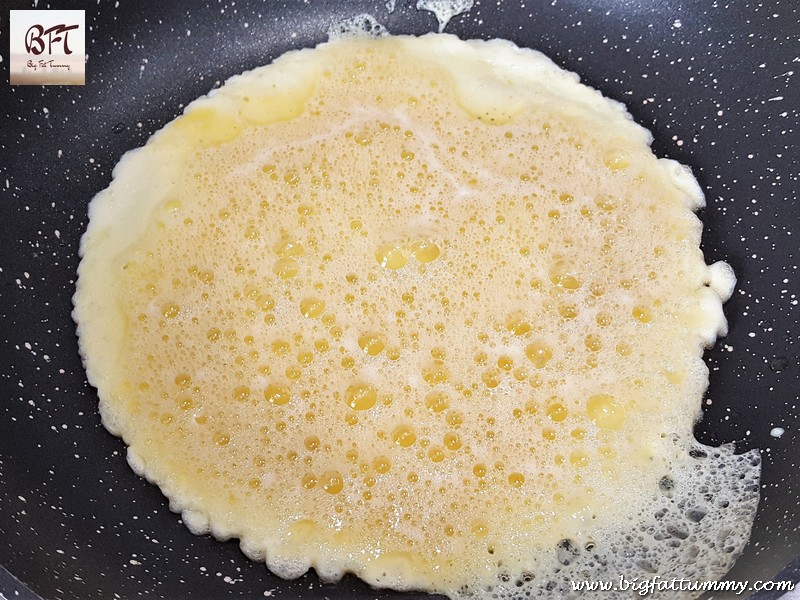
[1,0,797,598]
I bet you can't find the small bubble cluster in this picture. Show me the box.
[75,34,753,599]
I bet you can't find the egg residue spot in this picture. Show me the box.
[74,34,760,599]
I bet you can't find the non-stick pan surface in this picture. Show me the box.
[1,1,797,598]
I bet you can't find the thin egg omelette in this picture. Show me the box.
[73,33,760,599]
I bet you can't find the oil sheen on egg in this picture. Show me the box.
[73,33,760,599]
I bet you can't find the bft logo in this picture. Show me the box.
[25,23,81,56]
[10,10,86,85]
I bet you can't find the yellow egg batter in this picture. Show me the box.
[74,33,759,598]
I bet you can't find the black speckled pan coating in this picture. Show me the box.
[0,1,797,598]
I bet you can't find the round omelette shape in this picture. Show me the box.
[74,33,760,599]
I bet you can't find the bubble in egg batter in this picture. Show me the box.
[74,33,759,599]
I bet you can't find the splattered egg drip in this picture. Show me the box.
[75,34,758,598]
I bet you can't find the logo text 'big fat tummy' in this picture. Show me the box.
[10,10,85,85]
